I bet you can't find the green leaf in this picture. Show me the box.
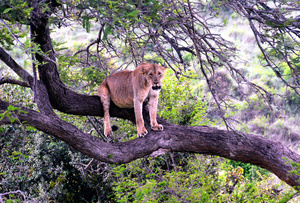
[3,8,12,14]
[103,26,113,40]
[128,10,140,17]
[83,16,91,33]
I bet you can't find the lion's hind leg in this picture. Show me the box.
[97,81,113,137]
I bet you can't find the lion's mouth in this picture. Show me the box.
[152,86,161,90]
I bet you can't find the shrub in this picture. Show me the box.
[159,70,213,126]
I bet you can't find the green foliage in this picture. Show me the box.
[0,125,114,202]
[0,0,32,24]
[0,25,14,51]
[71,0,167,39]
[53,44,109,91]
[112,155,296,202]
[0,105,27,123]
[0,17,29,51]
[0,73,35,109]
[102,0,164,28]
[57,62,108,92]
[82,66,108,88]
[284,158,300,190]
[159,70,213,126]
[228,160,269,181]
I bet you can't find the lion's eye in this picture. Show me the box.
[158,72,161,77]
[149,73,153,77]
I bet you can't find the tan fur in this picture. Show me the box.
[97,62,167,137]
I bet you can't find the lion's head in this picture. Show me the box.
[140,62,167,90]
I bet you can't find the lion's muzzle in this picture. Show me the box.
[152,86,161,90]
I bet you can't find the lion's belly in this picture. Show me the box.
[111,96,134,108]
[110,88,151,109]
[106,70,152,109]
[109,84,136,108]
[106,71,135,108]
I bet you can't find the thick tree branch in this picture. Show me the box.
[0,98,299,189]
[0,47,33,86]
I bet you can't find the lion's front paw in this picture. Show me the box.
[104,128,113,137]
[137,127,148,137]
[151,124,163,131]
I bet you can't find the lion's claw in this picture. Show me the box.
[138,129,148,137]
[104,128,113,137]
[151,124,164,131]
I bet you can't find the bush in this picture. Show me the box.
[112,154,297,202]
[159,70,213,126]
[0,125,114,202]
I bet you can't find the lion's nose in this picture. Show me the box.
[154,81,159,85]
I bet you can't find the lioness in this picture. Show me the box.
[97,62,167,137]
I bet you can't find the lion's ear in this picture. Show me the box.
[158,63,167,72]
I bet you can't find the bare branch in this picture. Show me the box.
[73,23,105,56]
[225,0,300,94]
[0,190,28,203]
[0,78,30,87]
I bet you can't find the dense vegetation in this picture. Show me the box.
[0,73,298,202]
[1,0,300,202]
